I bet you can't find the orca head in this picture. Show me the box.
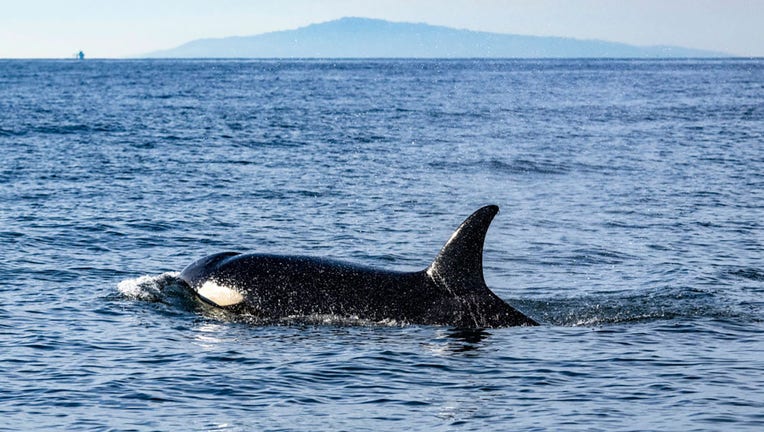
[179,251,245,307]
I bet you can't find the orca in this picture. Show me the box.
[179,205,538,328]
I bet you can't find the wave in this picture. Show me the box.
[722,266,764,282]
[0,127,22,137]
[518,285,755,327]
[429,158,568,176]
[428,157,632,177]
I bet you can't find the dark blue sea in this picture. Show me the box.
[1,59,763,431]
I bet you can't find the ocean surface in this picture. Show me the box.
[1,58,762,431]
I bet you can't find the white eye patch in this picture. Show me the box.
[198,280,244,307]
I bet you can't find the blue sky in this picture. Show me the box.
[1,0,762,58]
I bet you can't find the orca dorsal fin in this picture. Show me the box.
[426,205,499,297]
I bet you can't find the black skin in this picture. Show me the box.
[180,205,538,328]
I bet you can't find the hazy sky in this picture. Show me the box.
[1,0,762,58]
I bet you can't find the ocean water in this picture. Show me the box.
[1,58,762,431]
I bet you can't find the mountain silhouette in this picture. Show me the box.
[145,17,727,58]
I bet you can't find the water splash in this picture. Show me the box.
[117,272,184,302]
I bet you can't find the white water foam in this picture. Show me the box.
[117,272,182,302]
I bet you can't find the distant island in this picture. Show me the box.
[144,17,728,59]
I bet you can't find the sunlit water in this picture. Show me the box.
[1,59,763,431]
